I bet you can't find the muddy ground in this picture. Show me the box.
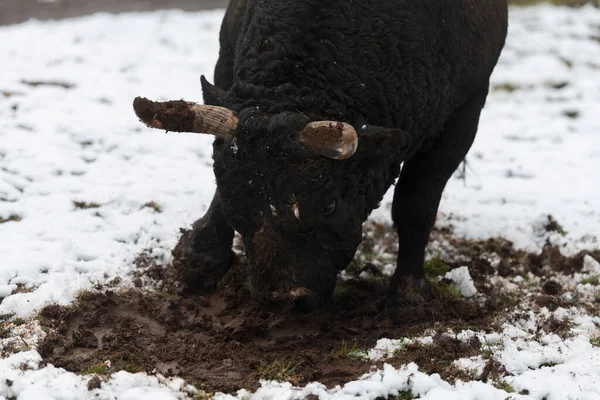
[34,220,600,395]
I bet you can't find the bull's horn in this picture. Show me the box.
[132,97,237,139]
[299,121,358,160]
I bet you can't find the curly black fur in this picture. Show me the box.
[183,0,508,308]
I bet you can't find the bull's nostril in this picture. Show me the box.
[269,291,284,301]
[288,287,319,312]
[268,287,314,302]
[288,287,313,300]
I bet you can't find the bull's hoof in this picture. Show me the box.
[386,275,433,307]
[385,276,434,323]
[171,228,234,293]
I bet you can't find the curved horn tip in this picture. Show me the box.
[132,96,149,111]
[300,121,358,160]
[132,96,159,124]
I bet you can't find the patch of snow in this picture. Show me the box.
[0,284,17,297]
[0,355,194,400]
[583,255,600,275]
[445,267,477,298]
[217,363,516,400]
[367,338,408,361]
[0,9,224,318]
[371,5,600,255]
[367,336,434,361]
[452,355,486,379]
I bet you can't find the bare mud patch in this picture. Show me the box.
[36,219,600,394]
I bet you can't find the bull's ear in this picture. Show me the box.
[357,125,415,160]
[200,75,227,106]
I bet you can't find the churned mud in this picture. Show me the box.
[37,220,600,394]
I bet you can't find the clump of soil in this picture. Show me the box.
[0,214,21,223]
[72,200,101,210]
[391,333,483,382]
[132,97,197,133]
[37,223,600,394]
[543,215,567,235]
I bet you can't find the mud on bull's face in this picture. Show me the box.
[212,111,364,310]
[132,82,402,309]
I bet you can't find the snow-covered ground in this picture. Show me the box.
[0,5,599,400]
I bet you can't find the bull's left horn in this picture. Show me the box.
[133,97,237,139]
[299,121,358,160]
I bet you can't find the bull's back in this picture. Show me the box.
[223,0,507,132]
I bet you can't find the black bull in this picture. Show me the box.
[137,0,508,310]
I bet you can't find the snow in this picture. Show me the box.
[0,354,193,400]
[444,266,477,298]
[372,7,600,254]
[0,9,224,317]
[216,363,512,400]
[1,4,600,400]
[583,255,600,275]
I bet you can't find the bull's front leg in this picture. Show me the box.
[172,190,234,292]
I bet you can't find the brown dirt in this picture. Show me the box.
[0,214,22,224]
[133,98,197,133]
[20,80,76,89]
[36,219,600,393]
[37,262,495,393]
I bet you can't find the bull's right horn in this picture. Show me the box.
[133,97,238,140]
[299,121,358,160]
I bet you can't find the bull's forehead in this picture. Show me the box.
[216,137,339,220]
[236,162,333,222]
[254,168,329,205]
[230,143,329,186]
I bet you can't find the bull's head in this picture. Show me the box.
[133,78,408,310]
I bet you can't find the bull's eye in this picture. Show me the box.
[321,199,337,216]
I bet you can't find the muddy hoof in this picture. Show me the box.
[387,275,433,307]
[171,228,234,293]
